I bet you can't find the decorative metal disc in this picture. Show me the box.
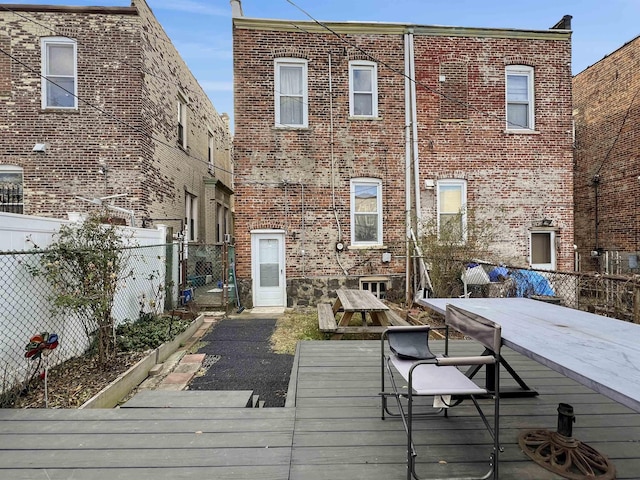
[518,429,615,480]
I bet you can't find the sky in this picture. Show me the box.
[2,0,639,131]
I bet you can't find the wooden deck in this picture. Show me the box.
[1,340,639,479]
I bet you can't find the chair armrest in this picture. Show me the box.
[436,356,496,367]
[385,325,431,333]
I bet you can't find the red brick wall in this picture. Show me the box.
[233,28,408,289]
[573,36,640,272]
[0,32,10,95]
[0,3,232,242]
[413,34,574,269]
[233,21,573,304]
[0,8,144,220]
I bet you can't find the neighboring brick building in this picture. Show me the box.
[573,36,640,274]
[232,1,574,308]
[0,0,233,244]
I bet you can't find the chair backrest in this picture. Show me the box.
[387,326,435,360]
[445,305,501,353]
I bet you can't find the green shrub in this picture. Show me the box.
[116,314,191,352]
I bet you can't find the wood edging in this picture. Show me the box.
[79,314,205,409]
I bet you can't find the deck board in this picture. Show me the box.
[0,339,638,479]
[289,340,640,480]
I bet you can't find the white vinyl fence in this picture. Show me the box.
[0,212,179,396]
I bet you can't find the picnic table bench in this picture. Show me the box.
[317,288,409,339]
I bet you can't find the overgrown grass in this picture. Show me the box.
[270,308,326,355]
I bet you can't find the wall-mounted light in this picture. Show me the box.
[33,143,47,153]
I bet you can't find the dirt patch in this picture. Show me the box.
[9,305,452,409]
[12,351,147,409]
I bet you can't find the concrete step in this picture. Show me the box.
[121,390,255,408]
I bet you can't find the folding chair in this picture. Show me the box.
[380,305,502,480]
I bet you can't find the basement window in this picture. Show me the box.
[0,165,23,214]
[360,276,389,299]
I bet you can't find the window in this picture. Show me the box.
[274,58,308,128]
[216,204,229,244]
[530,230,556,270]
[0,165,23,214]
[207,130,214,173]
[177,93,188,148]
[41,37,77,109]
[506,65,534,130]
[360,277,389,299]
[351,178,382,245]
[349,61,378,117]
[437,180,467,242]
[185,192,197,242]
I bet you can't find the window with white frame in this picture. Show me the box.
[274,58,308,128]
[360,276,388,299]
[506,65,534,130]
[0,165,23,214]
[41,37,77,109]
[351,178,382,245]
[530,230,556,270]
[177,92,188,148]
[437,180,467,242]
[349,60,378,117]
[185,192,198,242]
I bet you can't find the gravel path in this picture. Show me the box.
[188,317,294,407]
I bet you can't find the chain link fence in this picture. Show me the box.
[183,243,235,310]
[0,243,179,399]
[454,262,640,323]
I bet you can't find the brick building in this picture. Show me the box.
[0,0,233,244]
[232,1,574,308]
[573,36,640,274]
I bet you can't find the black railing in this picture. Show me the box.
[0,184,23,214]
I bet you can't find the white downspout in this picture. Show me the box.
[409,32,422,230]
[404,33,412,305]
[408,31,431,301]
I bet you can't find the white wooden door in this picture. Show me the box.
[251,231,286,307]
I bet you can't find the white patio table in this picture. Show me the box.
[418,297,640,413]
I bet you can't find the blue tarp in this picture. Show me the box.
[488,266,508,282]
[509,269,555,297]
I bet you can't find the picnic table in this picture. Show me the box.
[317,288,408,339]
